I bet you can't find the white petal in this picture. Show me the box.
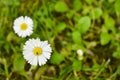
[38,56,43,66]
[14,16,24,25]
[40,41,48,48]
[23,52,33,60]
[23,50,33,55]
[41,55,47,62]
[38,56,46,66]
[13,26,20,33]
[30,56,37,66]
[42,52,51,59]
[42,45,52,52]
[25,16,33,25]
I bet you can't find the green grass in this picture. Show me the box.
[0,0,120,80]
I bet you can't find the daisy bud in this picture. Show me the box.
[77,49,83,56]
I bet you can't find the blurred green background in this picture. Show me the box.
[1,0,120,80]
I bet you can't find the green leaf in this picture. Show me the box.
[101,26,107,33]
[76,16,91,34]
[73,0,82,11]
[17,70,30,80]
[113,51,120,58]
[6,0,20,6]
[72,44,85,51]
[115,0,120,15]
[50,53,64,65]
[105,17,115,28]
[59,65,72,79]
[85,0,93,4]
[73,15,81,22]
[13,54,25,71]
[7,32,19,42]
[56,22,66,33]
[45,18,53,29]
[92,8,102,19]
[66,11,73,19]
[112,46,120,58]
[82,6,90,15]
[105,17,115,33]
[72,60,82,71]
[55,1,68,13]
[116,65,120,74]
[72,31,82,44]
[100,32,111,45]
[92,62,101,71]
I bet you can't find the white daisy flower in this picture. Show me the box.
[23,38,52,66]
[13,16,33,38]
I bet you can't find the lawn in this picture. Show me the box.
[0,0,120,80]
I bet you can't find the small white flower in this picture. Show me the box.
[13,16,33,38]
[77,49,83,56]
[77,49,84,60]
[23,38,52,66]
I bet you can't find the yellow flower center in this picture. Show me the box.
[33,47,42,55]
[20,23,27,30]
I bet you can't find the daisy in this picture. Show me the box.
[13,16,33,38]
[23,38,52,66]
